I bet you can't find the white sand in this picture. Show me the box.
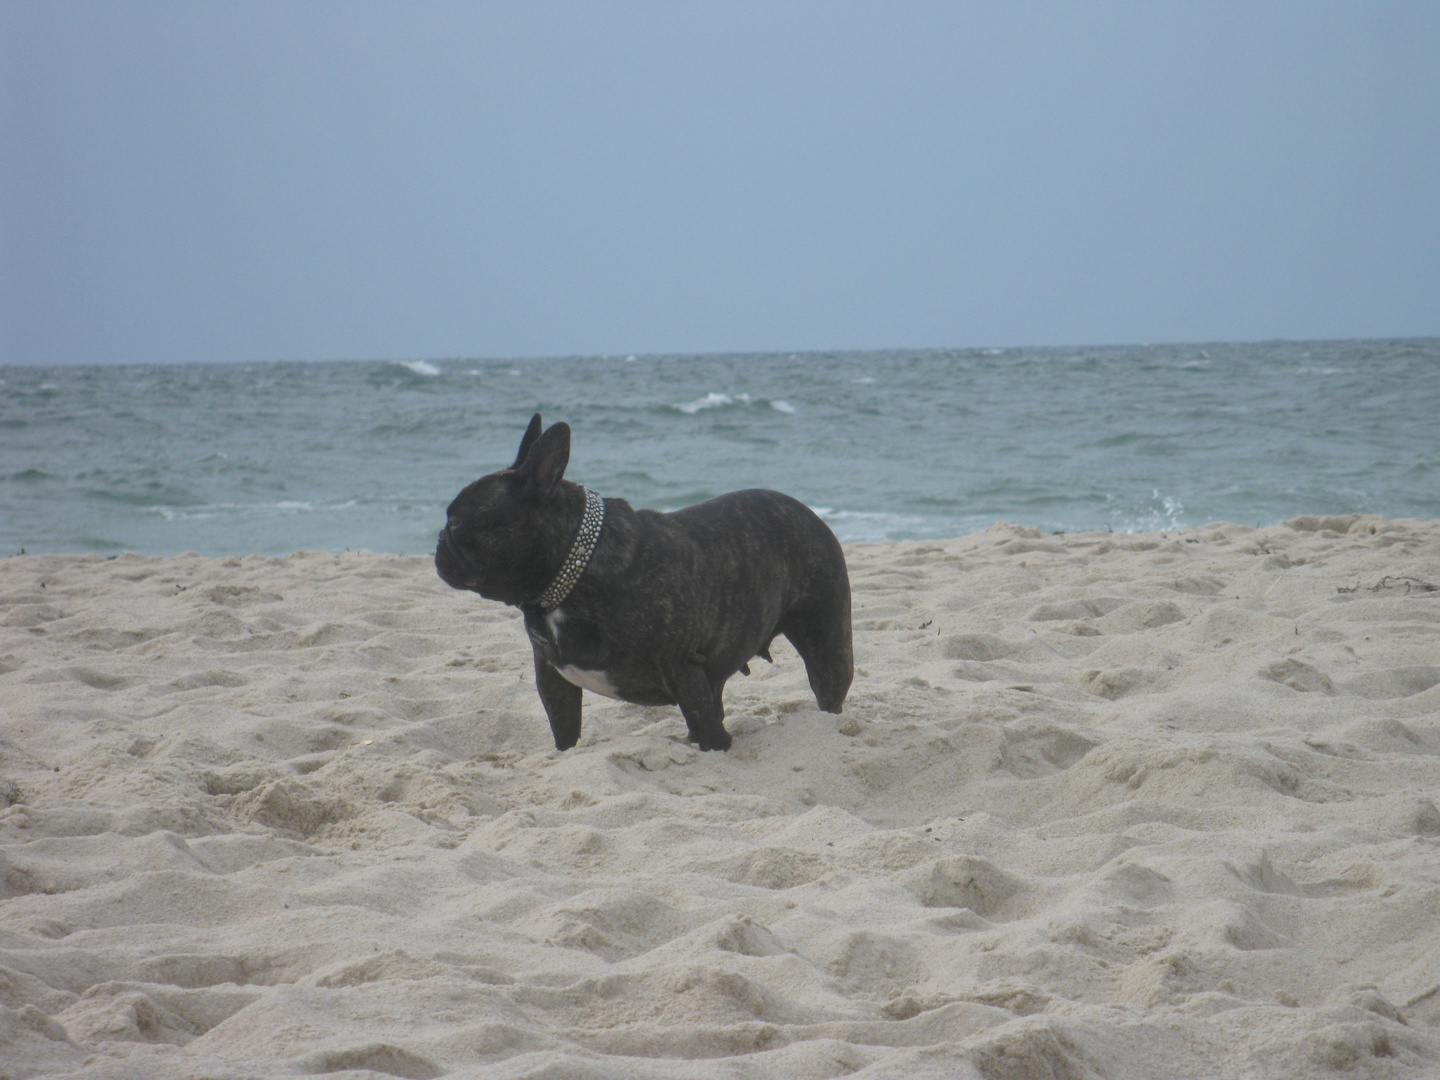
[3,515,1439,1079]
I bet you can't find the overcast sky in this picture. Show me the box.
[3,2,1437,366]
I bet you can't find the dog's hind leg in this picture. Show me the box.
[779,598,853,714]
[533,644,583,750]
[668,665,732,751]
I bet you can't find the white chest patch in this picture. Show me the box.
[556,664,621,699]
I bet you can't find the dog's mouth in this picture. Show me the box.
[434,527,485,591]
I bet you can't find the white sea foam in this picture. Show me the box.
[1105,489,1187,533]
[675,392,734,414]
[394,360,441,377]
[674,391,794,415]
[812,506,934,543]
[151,500,327,522]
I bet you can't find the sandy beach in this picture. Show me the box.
[3,515,1439,1079]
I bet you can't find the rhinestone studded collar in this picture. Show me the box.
[533,487,605,612]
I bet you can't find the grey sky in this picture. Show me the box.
[3,1,1437,366]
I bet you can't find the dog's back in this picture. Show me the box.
[663,490,852,713]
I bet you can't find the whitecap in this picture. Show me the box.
[672,391,794,416]
[674,392,734,414]
[812,507,932,543]
[149,504,236,522]
[383,361,437,377]
[149,500,322,521]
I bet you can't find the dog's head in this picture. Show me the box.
[435,413,573,606]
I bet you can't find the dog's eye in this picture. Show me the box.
[451,513,504,535]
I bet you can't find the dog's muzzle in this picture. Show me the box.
[434,526,482,589]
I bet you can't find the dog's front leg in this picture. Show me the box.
[669,665,732,752]
[532,643,583,750]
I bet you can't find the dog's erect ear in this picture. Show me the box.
[514,421,569,501]
[511,413,544,469]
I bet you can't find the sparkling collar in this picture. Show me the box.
[533,487,605,611]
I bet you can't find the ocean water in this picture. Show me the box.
[3,339,1437,557]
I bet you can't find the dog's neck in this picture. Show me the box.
[532,486,605,611]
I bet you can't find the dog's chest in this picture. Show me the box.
[530,608,622,699]
[555,663,620,698]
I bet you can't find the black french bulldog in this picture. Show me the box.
[435,414,853,752]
